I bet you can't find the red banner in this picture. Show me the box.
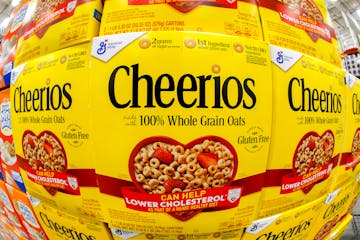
[276,5,331,42]
[23,0,77,39]
[280,163,333,194]
[25,168,80,195]
[346,152,360,170]
[121,186,242,213]
[97,172,265,198]
[128,0,237,8]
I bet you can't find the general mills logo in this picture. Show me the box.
[276,51,284,64]
[249,223,259,232]
[97,40,107,55]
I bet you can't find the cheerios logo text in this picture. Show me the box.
[255,219,312,240]
[108,64,256,109]
[323,193,350,219]
[13,83,72,113]
[352,93,360,115]
[39,212,96,240]
[288,77,342,113]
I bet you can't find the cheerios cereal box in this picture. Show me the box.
[0,87,26,192]
[325,214,352,240]
[10,43,105,222]
[258,46,345,218]
[242,196,325,240]
[99,0,263,40]
[258,0,342,68]
[1,0,34,86]
[310,179,354,240]
[28,195,112,240]
[14,0,103,66]
[110,228,245,240]
[90,31,272,233]
[340,73,360,187]
[5,183,48,240]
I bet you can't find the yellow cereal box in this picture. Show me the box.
[341,73,360,187]
[5,183,48,240]
[311,180,354,240]
[0,87,26,192]
[14,0,103,66]
[110,228,244,240]
[99,0,263,40]
[258,46,345,218]
[10,43,105,222]
[242,196,325,240]
[2,0,33,50]
[1,0,34,87]
[28,195,113,240]
[258,0,342,67]
[90,31,272,233]
[325,214,352,240]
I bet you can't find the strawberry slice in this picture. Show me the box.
[308,161,316,169]
[308,137,316,151]
[323,140,329,151]
[197,153,218,169]
[163,179,186,193]
[151,147,173,164]
[34,160,43,169]
[27,137,35,148]
[43,142,53,155]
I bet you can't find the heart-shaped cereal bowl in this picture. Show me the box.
[292,130,334,193]
[129,136,238,221]
[22,130,67,195]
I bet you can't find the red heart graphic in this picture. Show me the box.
[129,136,238,221]
[292,130,334,193]
[282,0,325,42]
[22,130,67,195]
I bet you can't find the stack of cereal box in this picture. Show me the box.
[88,0,276,237]
[0,0,356,239]
[3,0,112,239]
[251,0,357,238]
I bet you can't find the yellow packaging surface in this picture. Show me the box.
[15,0,102,66]
[325,214,352,240]
[341,74,360,187]
[90,31,272,233]
[28,195,112,240]
[258,45,345,218]
[111,228,244,240]
[311,180,354,240]
[99,0,263,40]
[242,196,325,240]
[10,43,104,221]
[258,0,342,67]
